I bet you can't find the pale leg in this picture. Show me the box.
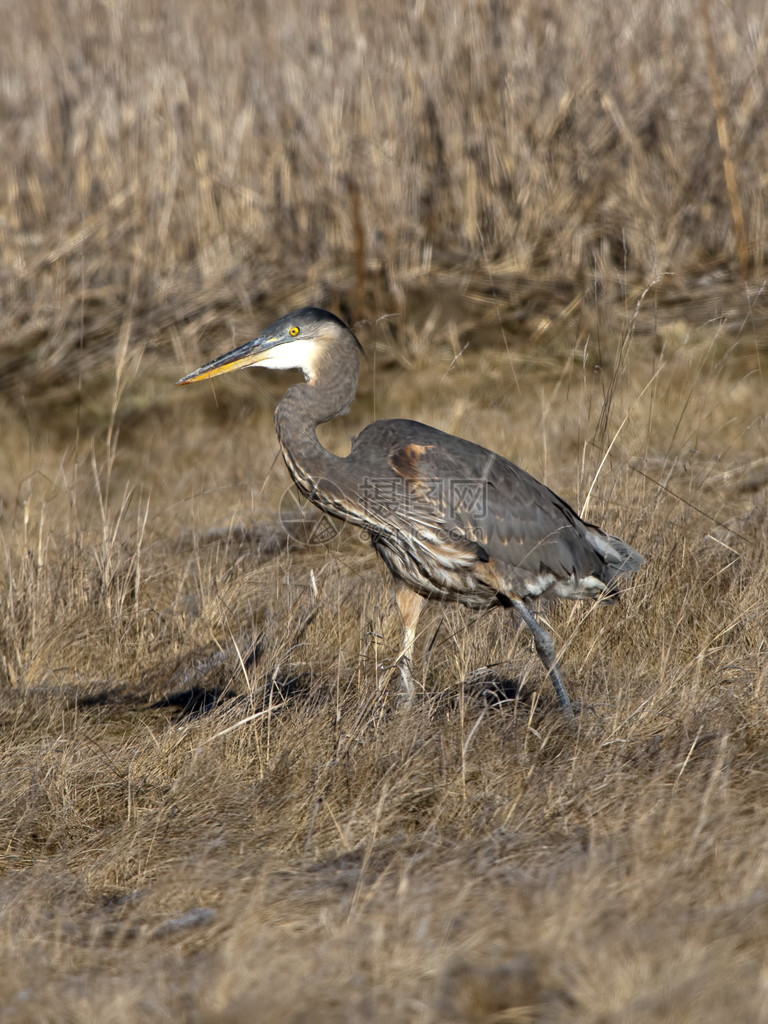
[395,585,425,702]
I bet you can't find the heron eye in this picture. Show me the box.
[289,326,300,336]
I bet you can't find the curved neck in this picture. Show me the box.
[273,334,361,489]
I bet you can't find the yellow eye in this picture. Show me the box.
[289,326,300,336]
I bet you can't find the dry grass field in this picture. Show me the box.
[2,0,768,1020]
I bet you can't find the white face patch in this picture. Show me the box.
[256,338,319,379]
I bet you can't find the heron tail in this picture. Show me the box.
[605,535,644,575]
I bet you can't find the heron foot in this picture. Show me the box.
[376,657,420,706]
[397,656,417,706]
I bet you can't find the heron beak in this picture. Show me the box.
[176,335,279,386]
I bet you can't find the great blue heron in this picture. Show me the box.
[178,307,643,713]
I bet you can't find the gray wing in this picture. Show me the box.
[349,419,642,597]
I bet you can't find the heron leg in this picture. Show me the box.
[395,585,425,702]
[511,599,573,714]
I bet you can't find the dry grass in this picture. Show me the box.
[2,0,768,1020]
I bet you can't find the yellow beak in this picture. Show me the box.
[176,336,277,386]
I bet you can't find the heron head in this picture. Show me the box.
[176,307,360,386]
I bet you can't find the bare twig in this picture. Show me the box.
[700,0,750,280]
